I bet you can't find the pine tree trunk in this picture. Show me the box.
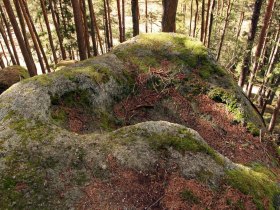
[90,0,104,54]
[71,0,87,60]
[162,0,179,32]
[203,0,211,45]
[145,0,148,33]
[193,0,199,37]
[106,0,113,48]
[80,0,91,57]
[0,56,5,69]
[131,0,140,36]
[0,6,20,65]
[236,11,244,40]
[247,0,276,98]
[0,23,17,65]
[122,0,126,41]
[13,0,33,62]
[268,94,280,132]
[117,0,123,42]
[216,0,232,61]
[206,0,215,48]
[88,0,98,56]
[40,0,58,64]
[19,0,46,74]
[0,40,8,65]
[21,0,51,73]
[238,0,263,87]
[189,0,193,36]
[3,0,37,76]
[103,0,110,50]
[50,0,66,60]
[201,0,205,42]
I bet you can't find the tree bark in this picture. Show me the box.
[40,0,58,64]
[0,6,20,65]
[117,0,123,42]
[131,0,140,36]
[238,0,263,87]
[268,94,280,132]
[3,0,37,76]
[193,0,199,37]
[201,0,205,42]
[50,0,66,59]
[0,22,17,65]
[21,0,51,73]
[80,0,91,57]
[71,0,87,60]
[247,0,276,98]
[88,0,98,56]
[162,0,179,32]
[216,0,232,61]
[189,0,193,36]
[19,0,46,73]
[206,0,215,48]
[106,0,113,48]
[122,0,125,41]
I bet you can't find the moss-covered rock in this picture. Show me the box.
[0,33,276,209]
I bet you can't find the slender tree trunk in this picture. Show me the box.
[201,0,205,42]
[13,0,33,63]
[206,0,215,48]
[122,0,126,41]
[189,0,193,36]
[268,94,280,132]
[106,0,113,48]
[50,0,66,59]
[0,6,20,65]
[0,39,8,65]
[40,0,58,64]
[236,11,244,40]
[203,0,211,45]
[131,0,140,36]
[103,0,110,50]
[88,0,98,56]
[91,1,104,54]
[71,0,87,60]
[247,0,276,98]
[0,56,5,69]
[193,0,199,37]
[80,0,91,57]
[19,0,46,74]
[145,0,148,33]
[0,23,17,65]
[216,0,232,61]
[117,0,123,42]
[3,0,37,76]
[21,0,51,73]
[238,0,263,87]
[162,0,179,32]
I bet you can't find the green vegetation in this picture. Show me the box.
[226,166,280,209]
[180,189,200,204]
[208,87,260,136]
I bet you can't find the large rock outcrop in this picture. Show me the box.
[0,33,278,209]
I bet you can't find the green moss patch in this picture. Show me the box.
[226,166,280,209]
[208,87,260,136]
[181,189,200,204]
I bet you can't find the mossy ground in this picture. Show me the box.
[226,165,280,209]
[208,87,260,136]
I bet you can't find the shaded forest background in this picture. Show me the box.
[0,0,279,134]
